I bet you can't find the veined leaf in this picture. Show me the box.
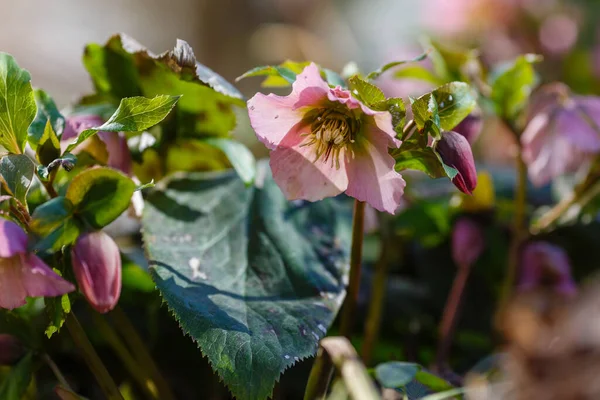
[412,82,476,133]
[28,89,65,148]
[0,155,35,205]
[142,163,352,400]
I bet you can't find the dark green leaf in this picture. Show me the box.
[36,120,61,166]
[394,146,447,178]
[204,138,256,185]
[30,197,80,252]
[0,155,35,204]
[412,82,476,134]
[0,352,35,400]
[348,75,386,106]
[64,95,180,153]
[28,89,65,148]
[367,52,428,80]
[0,53,36,154]
[66,167,136,229]
[375,362,420,388]
[83,34,244,139]
[490,54,541,120]
[142,164,352,400]
[45,293,71,338]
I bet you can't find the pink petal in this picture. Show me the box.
[248,93,304,150]
[62,115,105,140]
[97,131,133,174]
[20,255,75,298]
[0,258,28,309]
[345,124,406,214]
[248,63,330,150]
[555,104,600,152]
[0,219,27,258]
[270,124,349,202]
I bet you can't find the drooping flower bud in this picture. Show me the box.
[71,231,122,313]
[453,110,483,144]
[452,217,485,268]
[518,241,576,296]
[436,131,478,194]
[0,334,24,365]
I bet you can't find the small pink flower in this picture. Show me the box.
[247,63,405,214]
[518,241,577,296]
[452,217,485,267]
[0,219,74,310]
[71,231,122,313]
[63,115,132,174]
[522,83,600,186]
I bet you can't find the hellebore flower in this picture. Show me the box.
[0,334,24,365]
[247,63,405,214]
[522,83,600,187]
[0,219,74,309]
[453,110,483,144]
[62,115,132,174]
[452,217,485,267]
[518,241,577,296]
[436,131,478,194]
[71,231,122,313]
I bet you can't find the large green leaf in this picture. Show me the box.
[0,53,36,154]
[0,155,35,204]
[412,82,476,133]
[82,34,244,139]
[141,164,352,400]
[29,197,80,252]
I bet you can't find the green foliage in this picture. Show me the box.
[30,197,80,252]
[375,362,420,388]
[490,54,541,120]
[28,89,65,149]
[366,52,428,80]
[203,138,256,185]
[348,75,386,106]
[36,121,61,166]
[412,82,476,136]
[423,38,480,83]
[64,95,180,153]
[142,164,352,400]
[237,60,345,88]
[45,293,71,338]
[83,34,244,139]
[0,54,36,154]
[66,167,136,229]
[0,155,35,205]
[0,352,35,400]
[394,65,443,85]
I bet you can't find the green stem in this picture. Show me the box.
[91,312,160,399]
[110,306,176,400]
[361,224,392,364]
[339,200,366,339]
[65,314,124,400]
[42,353,72,391]
[499,143,528,312]
[435,263,471,370]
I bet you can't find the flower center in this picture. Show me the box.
[301,109,357,169]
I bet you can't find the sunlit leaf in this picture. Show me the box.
[0,155,35,205]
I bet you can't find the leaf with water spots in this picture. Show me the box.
[141,163,352,400]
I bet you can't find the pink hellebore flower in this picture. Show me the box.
[0,219,74,310]
[522,83,600,187]
[518,241,577,296]
[247,63,405,214]
[452,217,485,268]
[71,231,122,314]
[62,115,132,174]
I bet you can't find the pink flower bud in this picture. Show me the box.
[453,110,483,144]
[436,131,478,194]
[518,241,577,296]
[71,231,122,313]
[0,334,24,365]
[452,217,484,267]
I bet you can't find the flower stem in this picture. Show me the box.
[361,221,392,364]
[339,200,366,339]
[65,313,124,400]
[499,143,528,312]
[111,306,176,400]
[435,263,471,370]
[42,353,72,391]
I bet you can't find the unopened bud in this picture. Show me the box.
[436,131,478,194]
[452,217,484,267]
[454,110,483,144]
[71,231,122,313]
